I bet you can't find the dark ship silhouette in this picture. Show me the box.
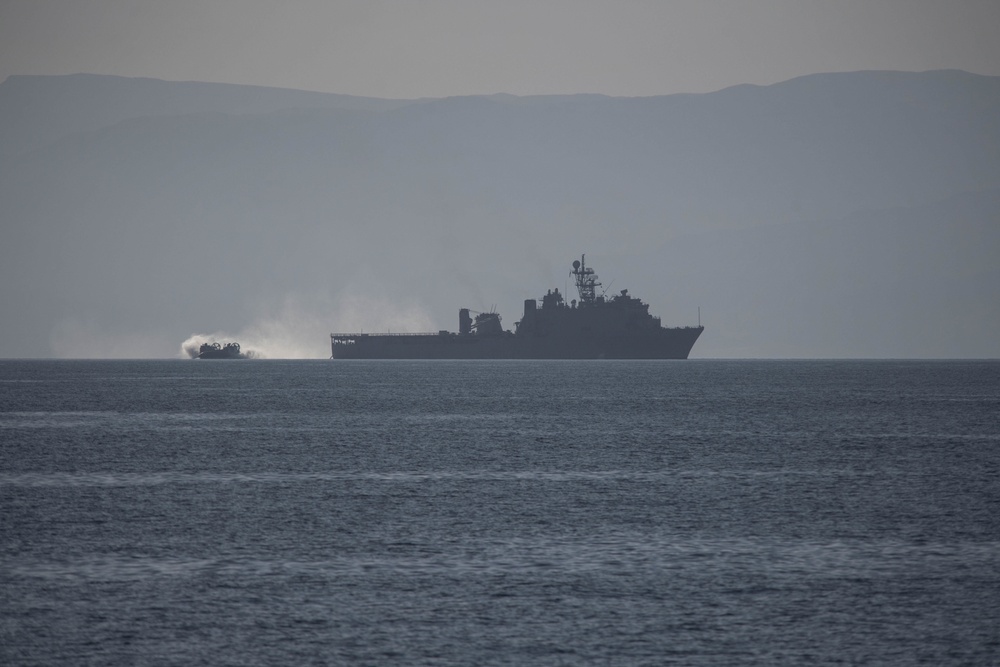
[197,342,247,359]
[330,255,704,359]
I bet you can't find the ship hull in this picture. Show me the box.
[197,351,245,359]
[331,327,704,360]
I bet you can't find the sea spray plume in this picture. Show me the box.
[240,292,435,359]
[179,291,435,359]
[181,333,214,358]
[227,293,339,359]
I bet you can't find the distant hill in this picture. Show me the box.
[1,71,998,358]
[0,73,412,161]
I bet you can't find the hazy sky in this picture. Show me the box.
[2,0,999,98]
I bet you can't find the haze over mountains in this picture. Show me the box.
[1,70,997,358]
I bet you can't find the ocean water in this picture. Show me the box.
[1,359,998,665]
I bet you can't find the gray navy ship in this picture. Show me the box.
[330,255,704,359]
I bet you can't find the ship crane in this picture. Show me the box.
[468,308,501,330]
[571,254,602,305]
[458,307,503,336]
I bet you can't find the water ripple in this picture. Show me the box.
[5,538,998,581]
[0,468,888,487]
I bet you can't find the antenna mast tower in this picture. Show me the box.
[571,254,601,305]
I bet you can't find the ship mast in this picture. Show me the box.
[571,254,601,306]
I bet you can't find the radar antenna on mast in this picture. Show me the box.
[571,254,601,305]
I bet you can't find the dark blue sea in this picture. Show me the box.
[2,360,999,665]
